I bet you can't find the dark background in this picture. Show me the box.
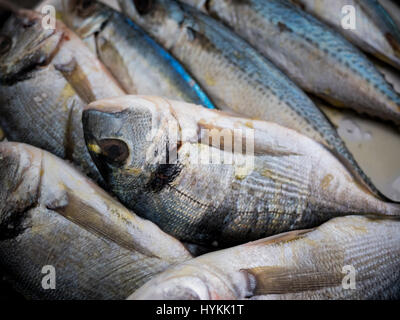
[0,0,43,300]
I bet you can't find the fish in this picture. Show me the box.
[286,0,400,70]
[379,0,400,30]
[0,141,192,299]
[175,0,400,125]
[128,215,400,300]
[82,95,400,246]
[37,0,216,109]
[117,0,388,200]
[0,7,125,184]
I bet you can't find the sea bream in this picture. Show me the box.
[0,141,192,299]
[286,0,400,70]
[175,0,400,124]
[36,0,216,108]
[128,215,400,300]
[117,0,387,199]
[0,6,125,184]
[82,95,400,246]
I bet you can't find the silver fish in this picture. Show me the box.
[379,0,400,30]
[129,215,400,300]
[287,0,400,70]
[0,8,125,183]
[0,141,191,299]
[37,0,216,108]
[177,0,400,124]
[82,95,400,246]
[117,0,388,200]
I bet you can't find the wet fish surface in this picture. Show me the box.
[379,0,400,30]
[39,0,216,108]
[0,142,192,299]
[0,8,125,184]
[287,0,400,69]
[177,0,400,124]
[117,0,387,200]
[82,95,400,246]
[129,215,400,300]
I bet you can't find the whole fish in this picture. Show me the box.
[128,215,400,300]
[175,0,400,124]
[82,95,400,246]
[117,0,387,200]
[379,0,400,30]
[286,0,400,70]
[0,7,125,183]
[0,142,192,299]
[37,0,216,108]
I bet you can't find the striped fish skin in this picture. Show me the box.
[0,9,125,184]
[129,216,400,300]
[0,142,191,299]
[40,0,216,108]
[287,0,400,70]
[118,0,386,200]
[82,96,400,246]
[379,0,400,30]
[178,0,400,125]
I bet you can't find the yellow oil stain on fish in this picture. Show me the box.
[321,174,334,190]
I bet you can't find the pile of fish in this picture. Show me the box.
[0,0,400,300]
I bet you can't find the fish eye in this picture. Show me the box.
[133,0,153,15]
[98,139,129,165]
[0,35,11,55]
[75,0,96,17]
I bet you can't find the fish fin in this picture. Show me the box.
[244,229,314,247]
[55,56,96,103]
[52,188,158,258]
[197,121,300,157]
[242,266,343,295]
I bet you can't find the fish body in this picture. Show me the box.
[379,0,400,30]
[176,0,400,124]
[117,0,385,199]
[82,95,400,246]
[0,9,125,183]
[39,0,216,108]
[287,0,400,70]
[129,215,400,300]
[0,141,191,299]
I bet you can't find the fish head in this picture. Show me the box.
[128,264,222,300]
[82,96,179,195]
[55,0,112,38]
[0,9,64,85]
[119,0,185,48]
[0,142,42,228]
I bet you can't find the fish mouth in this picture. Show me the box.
[0,10,64,85]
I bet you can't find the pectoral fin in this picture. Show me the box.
[242,266,343,295]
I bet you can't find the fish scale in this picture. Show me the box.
[179,0,400,123]
[0,8,125,185]
[0,142,192,299]
[119,0,389,201]
[128,216,400,300]
[82,96,400,246]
